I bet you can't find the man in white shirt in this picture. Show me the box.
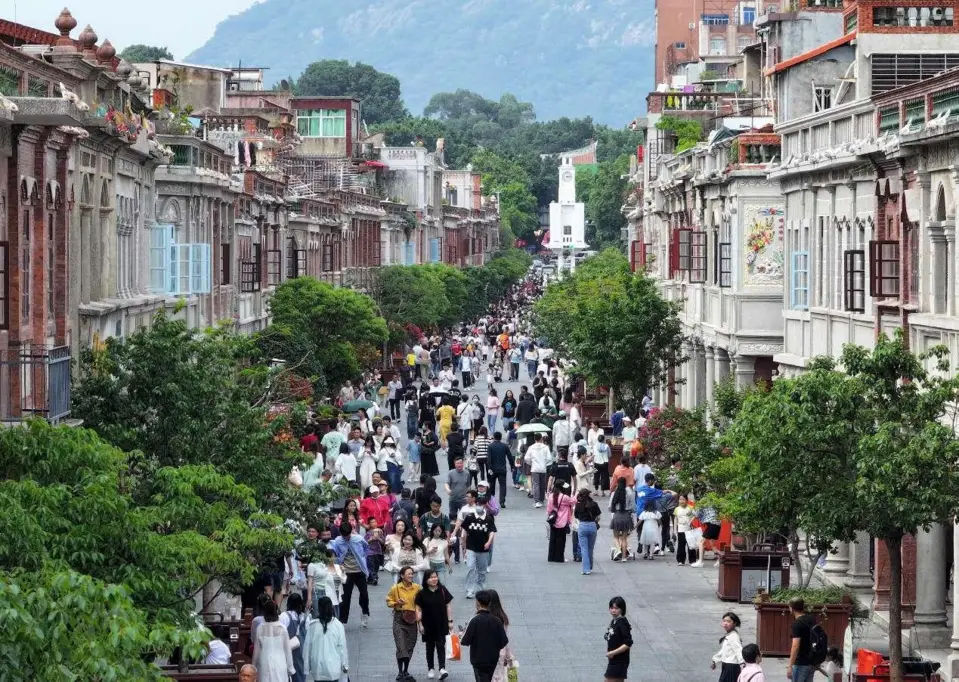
[524,433,551,508]
[460,353,473,388]
[382,416,402,443]
[387,378,403,420]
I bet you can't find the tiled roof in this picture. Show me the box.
[0,19,67,47]
[764,31,856,76]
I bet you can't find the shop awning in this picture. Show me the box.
[364,160,387,169]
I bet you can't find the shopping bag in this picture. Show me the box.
[446,633,462,661]
[685,528,703,548]
[507,661,519,682]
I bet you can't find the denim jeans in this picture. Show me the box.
[792,665,815,682]
[465,549,490,595]
[526,360,537,378]
[578,521,598,572]
[486,414,497,431]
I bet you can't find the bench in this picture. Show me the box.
[159,664,239,680]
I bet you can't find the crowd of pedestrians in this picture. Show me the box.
[220,261,815,682]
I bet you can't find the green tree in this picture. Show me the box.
[371,117,476,168]
[534,249,685,409]
[266,278,389,391]
[0,422,290,651]
[470,149,539,242]
[839,332,959,682]
[118,44,173,62]
[295,60,409,125]
[585,155,632,248]
[717,366,861,586]
[369,266,450,329]
[0,569,206,681]
[72,313,304,500]
[655,116,703,152]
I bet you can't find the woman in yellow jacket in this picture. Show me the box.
[386,566,422,680]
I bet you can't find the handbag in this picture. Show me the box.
[546,510,558,526]
[401,609,417,624]
[446,633,462,661]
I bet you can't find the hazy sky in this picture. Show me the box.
[3,0,258,59]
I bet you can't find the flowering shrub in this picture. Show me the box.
[637,405,712,471]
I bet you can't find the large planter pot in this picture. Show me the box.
[755,599,853,657]
[717,549,791,603]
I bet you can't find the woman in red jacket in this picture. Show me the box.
[360,485,391,531]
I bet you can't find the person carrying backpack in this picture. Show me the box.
[787,597,827,682]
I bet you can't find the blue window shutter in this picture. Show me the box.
[401,241,408,265]
[407,241,415,265]
[791,251,809,310]
[171,243,191,295]
[150,224,174,294]
[430,238,439,263]
[190,243,211,294]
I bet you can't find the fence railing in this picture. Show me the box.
[0,344,71,424]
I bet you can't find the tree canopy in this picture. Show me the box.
[534,249,684,410]
[118,44,174,62]
[294,60,409,125]
[0,421,291,677]
[72,313,305,500]
[263,277,389,391]
[576,154,632,249]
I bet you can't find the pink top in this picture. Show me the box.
[546,492,575,528]
[487,396,501,411]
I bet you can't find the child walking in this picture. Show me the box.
[425,524,452,575]
[712,612,744,682]
[638,501,662,559]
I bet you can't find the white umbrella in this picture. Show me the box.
[517,423,552,434]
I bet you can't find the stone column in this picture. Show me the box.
[679,342,692,408]
[913,523,950,645]
[873,536,917,627]
[716,348,731,384]
[845,531,874,589]
[696,344,707,408]
[704,346,716,410]
[733,354,756,389]
[822,540,850,577]
[947,522,959,678]
[686,343,699,409]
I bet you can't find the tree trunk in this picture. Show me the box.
[790,530,805,588]
[888,535,904,682]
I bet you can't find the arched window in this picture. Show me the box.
[935,184,947,222]
[709,37,727,55]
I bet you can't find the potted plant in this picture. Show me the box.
[753,586,864,657]
[313,403,339,433]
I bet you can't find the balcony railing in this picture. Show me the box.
[0,344,71,424]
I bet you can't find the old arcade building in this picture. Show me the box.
[631,128,784,409]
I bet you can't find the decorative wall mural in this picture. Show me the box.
[743,204,784,285]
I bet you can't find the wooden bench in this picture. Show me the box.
[159,664,239,680]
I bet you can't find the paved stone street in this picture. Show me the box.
[343,374,790,681]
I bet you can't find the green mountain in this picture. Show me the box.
[186,0,655,125]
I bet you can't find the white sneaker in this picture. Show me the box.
[427,670,436,679]
[534,502,543,508]
[361,615,369,628]
[714,559,721,567]
[439,670,449,680]
[690,560,704,567]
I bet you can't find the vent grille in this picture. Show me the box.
[872,54,959,93]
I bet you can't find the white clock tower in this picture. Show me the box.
[547,160,588,275]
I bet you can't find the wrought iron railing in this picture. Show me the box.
[0,344,71,423]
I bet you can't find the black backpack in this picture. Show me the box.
[808,622,828,666]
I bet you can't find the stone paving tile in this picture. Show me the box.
[342,376,789,681]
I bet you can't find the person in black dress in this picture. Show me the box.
[605,596,633,682]
[415,568,454,680]
[420,426,440,477]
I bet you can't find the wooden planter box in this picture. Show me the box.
[581,400,607,422]
[755,598,853,657]
[718,549,791,603]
